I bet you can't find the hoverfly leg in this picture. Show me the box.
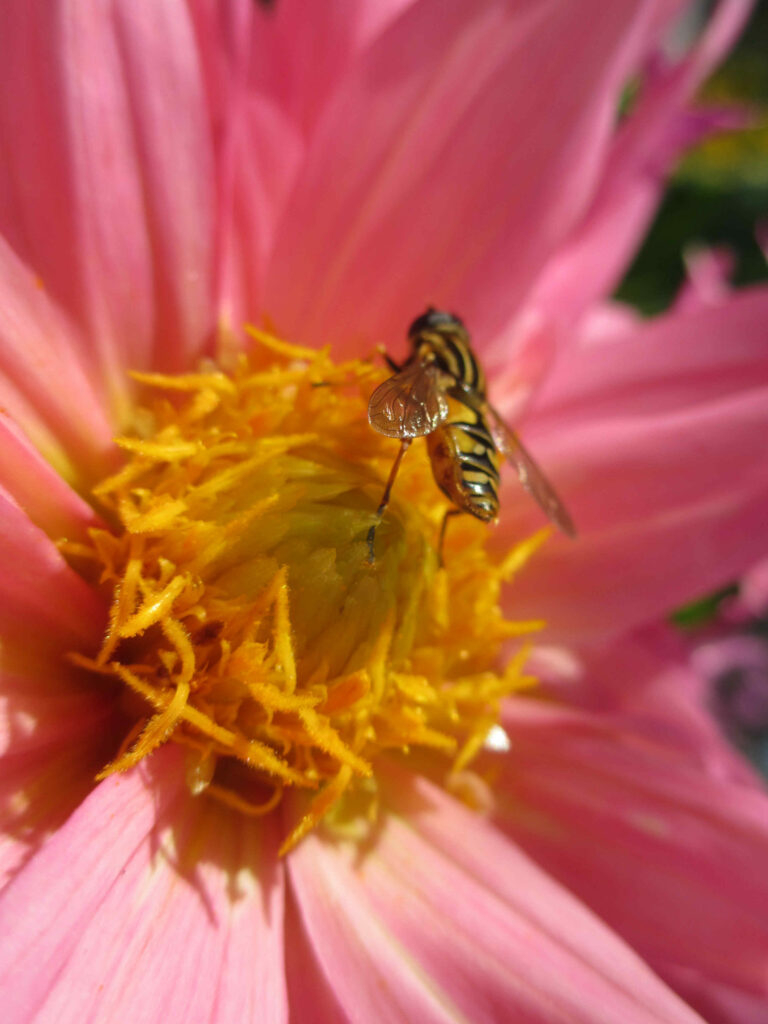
[373,343,403,374]
[367,438,413,564]
[437,508,462,568]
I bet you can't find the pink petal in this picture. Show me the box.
[693,633,768,685]
[0,1,216,400]
[0,494,112,884]
[288,769,704,1023]
[0,674,110,766]
[0,412,102,541]
[186,1,305,337]
[215,95,305,338]
[289,833,461,1024]
[495,696,768,1004]
[0,490,106,654]
[526,627,762,789]
[557,625,766,791]
[528,0,753,324]
[674,245,736,312]
[284,886,351,1022]
[680,0,754,80]
[741,557,768,617]
[0,748,287,1024]
[0,237,115,481]
[253,0,417,140]
[502,286,768,642]
[0,668,114,889]
[111,4,217,371]
[664,969,768,1024]
[263,0,678,355]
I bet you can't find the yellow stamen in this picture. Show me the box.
[67,329,544,849]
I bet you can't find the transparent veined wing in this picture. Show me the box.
[487,404,576,537]
[368,360,449,438]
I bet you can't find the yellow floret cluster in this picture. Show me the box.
[68,330,544,851]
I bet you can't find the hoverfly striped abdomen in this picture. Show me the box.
[426,393,500,523]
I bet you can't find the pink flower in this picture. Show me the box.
[1,2,767,1022]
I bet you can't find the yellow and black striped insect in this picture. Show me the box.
[367,308,575,561]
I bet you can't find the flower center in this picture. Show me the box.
[69,329,545,852]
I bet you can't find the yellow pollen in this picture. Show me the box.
[67,329,545,852]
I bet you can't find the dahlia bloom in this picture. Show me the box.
[2,2,768,1022]
[695,627,768,774]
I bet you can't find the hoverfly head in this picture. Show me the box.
[407,307,465,348]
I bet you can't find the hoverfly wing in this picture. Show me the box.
[368,361,449,439]
[487,405,576,538]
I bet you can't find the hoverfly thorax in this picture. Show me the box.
[408,309,487,400]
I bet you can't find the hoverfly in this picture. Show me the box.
[366,308,575,561]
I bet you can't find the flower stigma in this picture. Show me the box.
[67,329,546,854]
